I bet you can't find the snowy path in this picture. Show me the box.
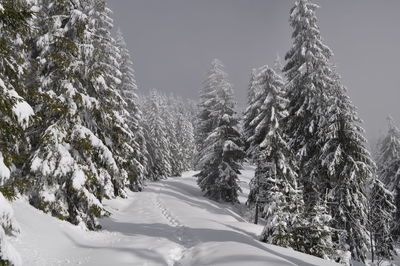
[11,169,340,266]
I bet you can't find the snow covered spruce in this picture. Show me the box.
[195,59,245,203]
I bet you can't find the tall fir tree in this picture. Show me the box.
[115,28,146,187]
[377,116,400,191]
[25,0,138,229]
[194,59,227,169]
[141,91,172,180]
[376,117,400,238]
[242,68,260,160]
[246,66,303,249]
[0,0,34,264]
[284,0,374,262]
[282,1,338,259]
[86,0,142,193]
[245,66,296,207]
[368,177,396,261]
[176,113,196,171]
[283,0,335,211]
[319,78,375,262]
[196,59,244,203]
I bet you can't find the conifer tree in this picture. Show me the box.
[376,117,400,238]
[141,91,172,180]
[176,114,196,171]
[194,59,227,169]
[319,80,375,262]
[0,0,33,264]
[243,68,260,159]
[283,0,335,211]
[284,0,374,262]
[115,28,146,187]
[368,178,396,261]
[245,66,296,206]
[86,0,143,193]
[26,0,135,229]
[292,200,337,261]
[243,66,303,251]
[377,116,400,191]
[197,60,244,202]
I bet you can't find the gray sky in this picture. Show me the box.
[108,0,400,142]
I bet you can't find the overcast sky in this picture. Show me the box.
[108,0,400,143]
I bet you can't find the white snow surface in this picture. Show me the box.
[10,166,340,266]
[0,152,11,182]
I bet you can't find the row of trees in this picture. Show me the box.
[140,90,197,181]
[0,0,196,264]
[195,0,397,264]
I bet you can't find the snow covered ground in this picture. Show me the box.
[9,166,341,266]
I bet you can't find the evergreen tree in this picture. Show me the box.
[292,200,337,261]
[377,116,400,191]
[86,0,142,193]
[242,68,260,160]
[160,96,183,176]
[242,66,305,254]
[283,0,335,211]
[284,0,373,262]
[115,28,146,187]
[319,79,375,262]
[176,114,196,171]
[141,91,172,180]
[245,66,296,207]
[0,0,33,264]
[194,59,227,169]
[196,60,244,203]
[376,117,400,238]
[368,178,396,261]
[26,0,135,229]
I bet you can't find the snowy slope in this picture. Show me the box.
[9,167,341,266]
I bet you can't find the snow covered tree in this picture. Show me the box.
[368,178,396,261]
[85,0,144,193]
[283,0,374,262]
[259,169,303,248]
[176,113,196,172]
[194,59,227,169]
[0,0,34,191]
[283,0,336,211]
[0,0,34,264]
[115,28,146,187]
[24,0,139,229]
[245,66,297,206]
[141,91,172,179]
[319,79,375,263]
[291,199,337,261]
[376,117,400,239]
[242,66,303,253]
[377,117,400,191]
[196,60,244,203]
[242,68,260,160]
